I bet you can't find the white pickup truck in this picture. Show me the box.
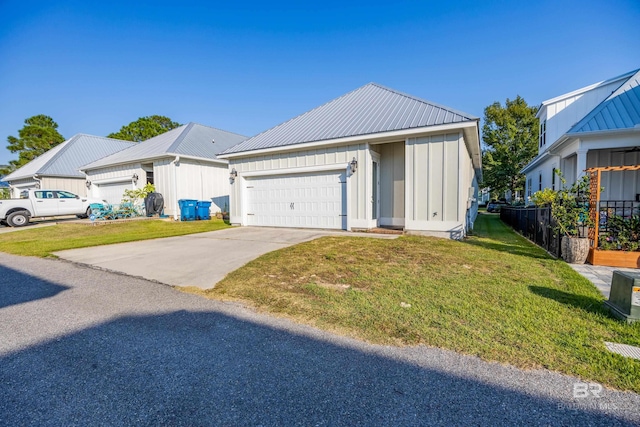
[0,189,105,227]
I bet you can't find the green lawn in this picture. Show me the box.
[194,213,640,392]
[0,219,230,257]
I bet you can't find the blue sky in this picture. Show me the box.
[0,0,638,167]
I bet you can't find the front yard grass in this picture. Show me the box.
[0,219,230,257]
[196,213,640,393]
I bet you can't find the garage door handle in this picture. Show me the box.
[290,203,294,210]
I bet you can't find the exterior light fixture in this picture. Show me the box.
[230,168,238,180]
[132,173,139,183]
[85,180,92,189]
[350,157,358,174]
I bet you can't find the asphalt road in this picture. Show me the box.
[1,253,639,426]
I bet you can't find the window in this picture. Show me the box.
[56,191,77,199]
[539,119,546,147]
[538,173,542,191]
[527,178,532,198]
[34,191,55,199]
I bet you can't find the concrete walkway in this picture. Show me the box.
[54,227,397,289]
[570,264,639,298]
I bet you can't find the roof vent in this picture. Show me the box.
[211,139,216,144]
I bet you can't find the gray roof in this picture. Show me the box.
[3,134,135,181]
[82,123,247,170]
[568,69,640,134]
[221,83,478,155]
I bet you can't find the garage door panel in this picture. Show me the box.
[96,182,131,204]
[246,171,346,230]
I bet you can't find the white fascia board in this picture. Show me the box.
[41,174,85,179]
[540,70,636,106]
[3,174,36,183]
[568,127,640,139]
[81,154,227,172]
[218,122,478,160]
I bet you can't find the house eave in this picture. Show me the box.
[219,121,479,159]
[81,153,228,172]
[567,127,640,140]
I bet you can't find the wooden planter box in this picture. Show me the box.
[588,248,640,268]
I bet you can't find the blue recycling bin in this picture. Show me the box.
[196,201,212,220]
[178,199,197,221]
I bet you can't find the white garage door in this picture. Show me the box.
[246,171,346,229]
[95,182,131,204]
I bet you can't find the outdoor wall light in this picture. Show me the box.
[132,173,139,183]
[85,180,92,189]
[350,157,358,174]
[230,168,238,180]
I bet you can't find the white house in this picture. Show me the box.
[2,134,134,198]
[218,83,482,239]
[81,123,247,218]
[522,68,640,202]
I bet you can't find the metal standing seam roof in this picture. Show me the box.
[568,69,640,134]
[220,83,478,155]
[2,134,136,181]
[81,123,248,170]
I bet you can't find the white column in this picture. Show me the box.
[576,148,588,180]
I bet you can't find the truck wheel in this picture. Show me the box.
[7,211,30,227]
[77,207,92,219]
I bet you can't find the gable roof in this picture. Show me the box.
[2,134,135,181]
[220,83,478,155]
[568,69,640,134]
[82,122,248,170]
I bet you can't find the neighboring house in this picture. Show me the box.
[218,83,482,239]
[522,68,640,202]
[81,122,247,218]
[2,134,135,198]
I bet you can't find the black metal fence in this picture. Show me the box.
[500,206,563,258]
[501,200,638,255]
[596,200,640,236]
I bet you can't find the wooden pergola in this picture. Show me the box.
[587,165,640,246]
[586,165,640,268]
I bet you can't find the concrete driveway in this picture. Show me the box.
[54,227,396,289]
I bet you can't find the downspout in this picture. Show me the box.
[172,156,180,220]
[33,175,42,189]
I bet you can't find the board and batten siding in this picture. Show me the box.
[405,132,470,238]
[229,143,370,228]
[41,177,87,197]
[155,159,230,217]
[379,142,405,226]
[587,149,640,201]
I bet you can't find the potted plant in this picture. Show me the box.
[550,174,593,264]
